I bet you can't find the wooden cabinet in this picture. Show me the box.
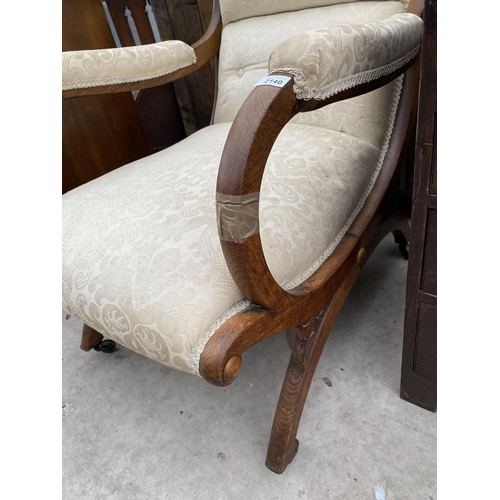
[400,0,437,412]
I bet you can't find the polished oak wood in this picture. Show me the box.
[80,324,103,351]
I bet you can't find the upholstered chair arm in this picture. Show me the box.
[62,0,222,99]
[63,41,196,93]
[269,13,424,101]
[217,11,424,312]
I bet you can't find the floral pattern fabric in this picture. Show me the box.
[269,13,423,100]
[62,40,196,91]
[219,0,408,26]
[63,120,391,375]
[63,1,411,376]
[213,1,406,150]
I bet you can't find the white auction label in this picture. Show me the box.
[254,75,291,88]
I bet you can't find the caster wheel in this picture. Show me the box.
[93,339,117,353]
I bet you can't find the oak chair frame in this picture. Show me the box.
[65,0,425,473]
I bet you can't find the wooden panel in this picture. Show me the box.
[164,0,216,131]
[63,0,115,51]
[414,302,437,379]
[418,290,436,307]
[400,0,437,412]
[421,208,437,295]
[62,0,150,193]
[415,1,436,145]
[135,86,186,152]
[63,94,150,193]
[103,0,188,149]
[402,114,417,201]
[429,113,437,194]
[149,0,201,135]
[106,0,217,136]
[196,0,214,31]
[427,194,437,210]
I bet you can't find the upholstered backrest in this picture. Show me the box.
[213,1,409,150]
[219,0,409,25]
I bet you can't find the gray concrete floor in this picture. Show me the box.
[62,235,436,500]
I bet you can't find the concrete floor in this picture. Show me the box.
[62,235,437,500]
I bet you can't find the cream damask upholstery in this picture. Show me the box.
[219,0,410,25]
[213,1,408,151]
[62,1,421,376]
[62,40,196,91]
[63,118,392,374]
[269,13,423,100]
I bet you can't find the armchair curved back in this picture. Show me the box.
[219,0,409,25]
[213,1,411,151]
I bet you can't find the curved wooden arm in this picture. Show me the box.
[202,56,422,386]
[216,74,301,311]
[217,44,422,310]
[62,0,222,100]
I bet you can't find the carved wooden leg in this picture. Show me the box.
[80,324,103,351]
[265,297,342,473]
[80,324,117,353]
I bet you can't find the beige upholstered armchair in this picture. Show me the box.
[62,0,424,473]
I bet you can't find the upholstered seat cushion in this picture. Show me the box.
[62,115,396,375]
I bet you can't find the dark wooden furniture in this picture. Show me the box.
[62,0,151,193]
[63,0,425,472]
[400,0,437,412]
[103,0,215,137]
[63,0,215,193]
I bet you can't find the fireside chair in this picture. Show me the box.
[62,0,424,473]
